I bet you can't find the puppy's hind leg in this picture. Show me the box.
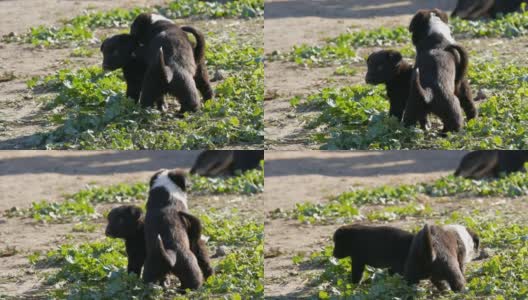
[457,79,477,120]
[195,63,214,102]
[170,70,201,113]
[435,95,464,133]
[139,64,165,110]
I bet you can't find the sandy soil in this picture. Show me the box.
[264,151,500,297]
[0,0,167,149]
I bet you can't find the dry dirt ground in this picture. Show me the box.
[263,0,527,149]
[263,151,528,298]
[0,0,166,149]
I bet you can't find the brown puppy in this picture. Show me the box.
[143,169,211,289]
[365,50,428,128]
[404,224,479,291]
[100,34,146,102]
[404,9,477,132]
[190,150,264,177]
[130,13,212,111]
[455,150,528,179]
[333,224,414,284]
[105,205,145,276]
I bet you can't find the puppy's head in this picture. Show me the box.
[365,50,404,84]
[409,9,450,45]
[105,205,143,238]
[100,34,138,71]
[130,13,173,44]
[332,226,352,259]
[150,168,187,191]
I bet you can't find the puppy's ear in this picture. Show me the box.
[178,212,202,240]
[388,51,402,65]
[409,10,425,33]
[168,171,187,192]
[433,8,449,24]
[149,169,166,187]
[128,206,143,220]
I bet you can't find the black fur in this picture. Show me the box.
[143,169,213,288]
[130,13,212,112]
[405,9,477,132]
[105,205,145,276]
[452,0,526,20]
[455,150,528,179]
[332,224,414,284]
[404,224,479,292]
[100,34,146,102]
[365,50,428,128]
[190,150,264,177]
[130,14,199,112]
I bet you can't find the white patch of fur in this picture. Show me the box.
[443,225,475,263]
[151,170,188,209]
[201,235,209,242]
[428,13,456,44]
[150,14,173,24]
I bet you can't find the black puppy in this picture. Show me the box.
[404,9,477,132]
[105,205,146,276]
[143,169,203,289]
[455,150,528,179]
[332,224,414,284]
[452,0,526,20]
[405,224,479,291]
[100,34,146,102]
[130,13,212,112]
[190,150,264,177]
[365,50,428,128]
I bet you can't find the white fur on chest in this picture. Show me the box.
[428,14,455,44]
[443,225,475,263]
[151,170,188,209]
[150,14,174,24]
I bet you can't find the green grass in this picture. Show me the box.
[272,7,528,67]
[273,171,528,225]
[2,0,264,48]
[26,30,263,149]
[30,208,263,299]
[292,212,528,299]
[5,169,264,223]
[294,60,528,150]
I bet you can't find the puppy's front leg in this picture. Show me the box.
[139,65,165,110]
[351,259,366,284]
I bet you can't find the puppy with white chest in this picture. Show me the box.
[404,224,479,292]
[404,9,477,133]
[143,169,213,288]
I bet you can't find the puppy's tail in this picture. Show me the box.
[444,44,468,85]
[158,47,174,84]
[181,26,206,64]
[157,234,177,268]
[412,68,433,104]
